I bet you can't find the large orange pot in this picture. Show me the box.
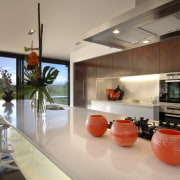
[151,129,180,165]
[86,115,108,137]
[110,120,138,146]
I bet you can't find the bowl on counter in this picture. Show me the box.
[110,120,138,146]
[106,89,115,100]
[109,92,119,101]
[151,129,180,165]
[86,115,108,137]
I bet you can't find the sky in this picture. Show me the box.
[0,57,68,85]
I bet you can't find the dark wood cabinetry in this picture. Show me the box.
[74,58,97,107]
[160,37,180,73]
[86,58,97,106]
[74,61,86,107]
[132,43,160,75]
[97,55,112,78]
[112,50,133,76]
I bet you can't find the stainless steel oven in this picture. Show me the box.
[160,103,180,123]
[159,73,180,103]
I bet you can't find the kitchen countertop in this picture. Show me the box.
[92,99,159,107]
[0,100,179,180]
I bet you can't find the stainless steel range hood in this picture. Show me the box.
[83,0,180,50]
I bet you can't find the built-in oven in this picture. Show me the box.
[159,73,180,103]
[160,104,180,124]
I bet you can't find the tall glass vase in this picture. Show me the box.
[31,89,46,116]
[36,89,46,116]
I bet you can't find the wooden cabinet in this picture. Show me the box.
[132,43,160,75]
[97,55,112,78]
[112,50,133,76]
[160,37,180,73]
[74,58,97,107]
[74,61,86,107]
[85,58,97,106]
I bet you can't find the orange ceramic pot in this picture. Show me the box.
[110,120,138,146]
[86,115,108,137]
[151,129,180,165]
[110,92,119,100]
[106,89,115,100]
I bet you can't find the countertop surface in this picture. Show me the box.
[92,99,160,107]
[0,100,179,180]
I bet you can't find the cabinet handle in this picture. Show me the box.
[83,80,85,99]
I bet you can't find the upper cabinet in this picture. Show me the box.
[160,37,180,73]
[112,50,133,77]
[97,55,113,78]
[132,43,160,75]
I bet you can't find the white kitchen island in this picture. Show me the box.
[0,100,179,180]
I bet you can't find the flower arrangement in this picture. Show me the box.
[17,3,59,114]
[17,51,59,111]
[0,67,15,102]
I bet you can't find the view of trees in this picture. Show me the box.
[0,78,3,98]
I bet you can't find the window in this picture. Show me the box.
[0,57,16,99]
[0,52,70,105]
[42,62,69,105]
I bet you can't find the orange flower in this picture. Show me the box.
[28,52,39,66]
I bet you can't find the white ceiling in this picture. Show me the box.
[0,0,135,60]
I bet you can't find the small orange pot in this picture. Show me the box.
[106,89,114,100]
[110,120,138,146]
[110,92,119,100]
[151,129,180,165]
[86,115,108,137]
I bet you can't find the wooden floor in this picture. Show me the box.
[0,156,25,180]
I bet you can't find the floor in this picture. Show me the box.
[0,156,25,180]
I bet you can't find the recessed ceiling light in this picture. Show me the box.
[113,29,120,34]
[28,29,35,35]
[143,39,150,44]
[75,42,81,45]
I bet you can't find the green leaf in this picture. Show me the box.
[41,86,54,104]
[16,85,36,97]
[43,66,59,85]
[29,87,38,99]
[42,66,51,79]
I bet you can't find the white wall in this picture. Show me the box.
[96,74,159,103]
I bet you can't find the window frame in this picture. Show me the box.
[0,51,70,105]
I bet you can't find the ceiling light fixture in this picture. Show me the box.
[28,29,35,35]
[75,42,81,45]
[143,39,150,44]
[113,29,120,34]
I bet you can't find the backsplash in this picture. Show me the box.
[96,74,159,103]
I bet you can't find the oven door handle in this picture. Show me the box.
[165,113,180,118]
[165,80,180,83]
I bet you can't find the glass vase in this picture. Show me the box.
[31,89,46,116]
[36,89,46,116]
